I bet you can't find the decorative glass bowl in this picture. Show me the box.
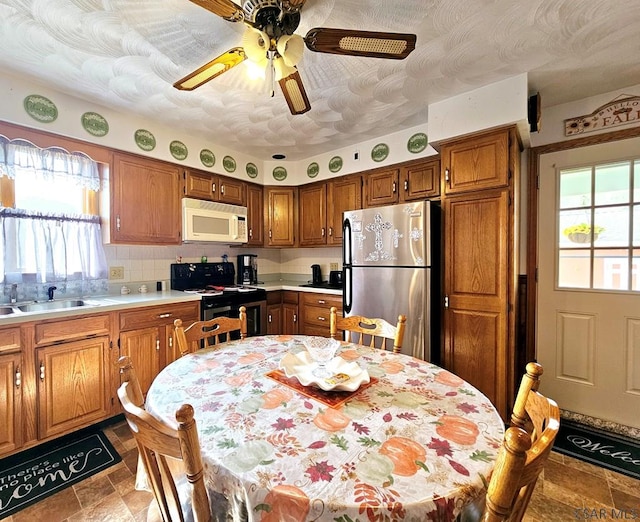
[302,336,341,378]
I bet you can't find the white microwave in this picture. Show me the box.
[182,198,248,243]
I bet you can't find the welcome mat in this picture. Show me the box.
[0,426,121,519]
[553,420,640,480]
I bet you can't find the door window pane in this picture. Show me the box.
[557,159,638,292]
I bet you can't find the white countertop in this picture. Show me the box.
[0,284,342,325]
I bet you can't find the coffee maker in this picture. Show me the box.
[237,254,258,285]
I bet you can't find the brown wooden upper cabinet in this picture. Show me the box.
[183,169,246,206]
[111,152,182,244]
[299,175,362,247]
[264,186,297,247]
[401,158,440,200]
[364,157,440,207]
[246,183,264,246]
[440,128,511,194]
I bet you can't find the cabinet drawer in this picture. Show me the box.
[301,292,342,308]
[302,305,333,328]
[0,327,21,353]
[35,314,110,346]
[119,302,199,330]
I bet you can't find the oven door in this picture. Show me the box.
[202,299,267,338]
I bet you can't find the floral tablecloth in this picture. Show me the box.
[145,335,505,522]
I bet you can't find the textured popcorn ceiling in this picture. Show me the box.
[0,0,639,160]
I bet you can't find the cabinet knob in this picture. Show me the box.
[317,316,326,321]
[221,184,225,195]
[445,168,450,183]
[249,228,253,239]
[404,180,409,191]
[15,366,21,388]
[328,227,333,236]
[392,181,397,193]
[158,313,172,318]
[293,314,297,323]
[169,336,173,348]
[116,216,121,231]
[268,314,272,322]
[212,182,216,194]
[321,227,325,237]
[269,230,273,238]
[156,339,160,351]
[318,299,326,304]
[40,362,45,381]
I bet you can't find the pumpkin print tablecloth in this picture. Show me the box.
[145,335,505,522]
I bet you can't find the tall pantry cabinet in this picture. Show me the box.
[439,126,520,420]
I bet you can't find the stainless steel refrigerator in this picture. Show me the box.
[342,201,440,361]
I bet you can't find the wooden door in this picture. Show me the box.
[266,304,282,335]
[400,158,440,201]
[441,128,511,195]
[246,184,264,246]
[537,138,640,429]
[299,183,327,246]
[112,153,181,244]
[184,169,214,200]
[119,327,160,396]
[443,189,510,417]
[265,187,296,247]
[37,337,110,438]
[365,168,399,207]
[218,177,246,206]
[327,175,362,245]
[0,353,22,455]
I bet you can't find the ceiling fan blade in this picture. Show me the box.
[304,28,416,60]
[174,48,246,91]
[188,0,243,22]
[279,70,311,115]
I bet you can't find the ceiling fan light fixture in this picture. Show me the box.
[277,34,304,67]
[273,56,296,81]
[242,27,271,63]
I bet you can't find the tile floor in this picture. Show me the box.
[2,419,639,521]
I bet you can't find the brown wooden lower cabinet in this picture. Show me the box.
[0,351,22,455]
[300,292,342,337]
[118,301,199,395]
[282,291,299,335]
[37,336,111,439]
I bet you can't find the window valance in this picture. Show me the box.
[0,135,100,191]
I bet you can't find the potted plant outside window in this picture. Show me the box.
[563,223,605,243]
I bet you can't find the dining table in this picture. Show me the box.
[144,334,506,522]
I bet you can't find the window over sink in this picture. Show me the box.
[0,136,107,298]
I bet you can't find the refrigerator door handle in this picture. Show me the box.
[343,266,352,314]
[343,218,352,266]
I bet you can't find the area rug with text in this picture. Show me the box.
[553,420,640,480]
[0,426,121,519]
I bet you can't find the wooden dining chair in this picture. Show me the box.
[481,362,560,522]
[174,306,247,356]
[329,306,407,353]
[117,356,212,522]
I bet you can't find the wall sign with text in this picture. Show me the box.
[565,94,640,136]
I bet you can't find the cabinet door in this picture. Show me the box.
[265,187,296,247]
[443,189,510,417]
[299,183,327,246]
[37,336,110,439]
[246,184,264,246]
[441,128,511,194]
[119,327,160,396]
[365,168,399,207]
[400,158,440,201]
[327,175,362,245]
[219,177,246,206]
[282,303,299,335]
[184,169,214,200]
[112,153,181,244]
[266,304,282,335]
[0,353,22,455]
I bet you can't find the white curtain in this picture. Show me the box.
[0,136,107,285]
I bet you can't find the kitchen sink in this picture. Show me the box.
[0,306,15,315]
[17,299,87,312]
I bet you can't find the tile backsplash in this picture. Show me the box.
[3,244,342,302]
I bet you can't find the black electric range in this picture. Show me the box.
[170,263,267,334]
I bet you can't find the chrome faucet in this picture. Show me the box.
[9,284,18,304]
[47,286,57,301]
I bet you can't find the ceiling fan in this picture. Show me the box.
[173,0,417,115]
